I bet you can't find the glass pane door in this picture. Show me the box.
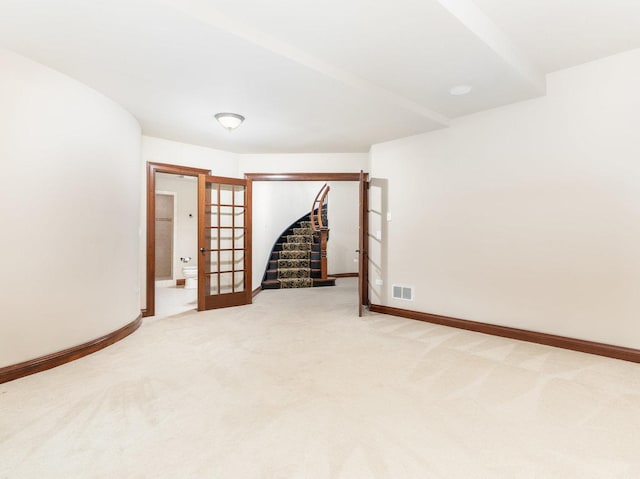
[358,171,369,317]
[198,175,252,310]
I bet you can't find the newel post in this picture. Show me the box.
[319,228,329,280]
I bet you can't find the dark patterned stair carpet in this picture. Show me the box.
[277,220,314,288]
[262,212,334,289]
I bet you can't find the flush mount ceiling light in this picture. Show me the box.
[449,85,472,96]
[214,112,245,131]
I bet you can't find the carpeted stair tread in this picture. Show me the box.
[262,278,336,288]
[277,268,311,279]
[293,228,314,236]
[279,278,314,288]
[278,250,310,259]
[281,242,312,251]
[277,259,310,268]
[286,235,313,243]
[270,259,318,268]
[266,268,323,274]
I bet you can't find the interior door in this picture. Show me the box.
[358,171,369,317]
[198,175,252,311]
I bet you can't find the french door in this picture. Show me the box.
[358,170,369,317]
[198,175,252,311]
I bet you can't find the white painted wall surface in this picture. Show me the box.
[0,49,141,367]
[155,174,198,279]
[369,49,640,349]
[239,153,368,174]
[326,182,359,275]
[142,136,239,177]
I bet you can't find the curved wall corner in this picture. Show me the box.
[0,48,142,369]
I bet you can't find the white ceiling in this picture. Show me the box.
[0,0,638,153]
[472,0,640,73]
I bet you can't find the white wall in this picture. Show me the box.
[0,49,142,367]
[239,153,367,289]
[239,153,368,175]
[155,174,198,279]
[369,49,640,349]
[142,136,239,177]
[326,182,359,275]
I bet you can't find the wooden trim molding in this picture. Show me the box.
[252,286,262,298]
[369,304,640,364]
[148,162,213,176]
[245,172,362,182]
[0,315,143,384]
[332,272,358,278]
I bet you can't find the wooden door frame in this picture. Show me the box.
[197,174,253,311]
[244,172,369,311]
[358,171,369,316]
[144,162,211,317]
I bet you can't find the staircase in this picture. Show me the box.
[261,207,336,289]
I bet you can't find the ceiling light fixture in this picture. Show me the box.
[214,112,245,131]
[449,85,472,96]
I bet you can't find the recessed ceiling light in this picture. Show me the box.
[214,112,245,131]
[449,85,472,96]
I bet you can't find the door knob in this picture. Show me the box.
[199,247,206,254]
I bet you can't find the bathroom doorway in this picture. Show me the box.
[145,162,211,318]
[153,173,198,317]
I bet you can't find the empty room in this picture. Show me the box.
[1,0,639,477]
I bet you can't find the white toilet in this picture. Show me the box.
[182,266,198,289]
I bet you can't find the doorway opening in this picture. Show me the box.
[245,172,369,316]
[144,162,210,318]
[146,166,369,317]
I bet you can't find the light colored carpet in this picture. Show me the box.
[1,278,640,478]
[154,283,197,318]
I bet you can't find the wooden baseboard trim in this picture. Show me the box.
[369,304,640,364]
[331,272,358,278]
[252,286,262,298]
[176,279,186,287]
[0,314,143,384]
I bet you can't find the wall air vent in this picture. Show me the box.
[392,284,413,301]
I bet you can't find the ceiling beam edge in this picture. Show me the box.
[437,0,546,94]
[165,0,450,127]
